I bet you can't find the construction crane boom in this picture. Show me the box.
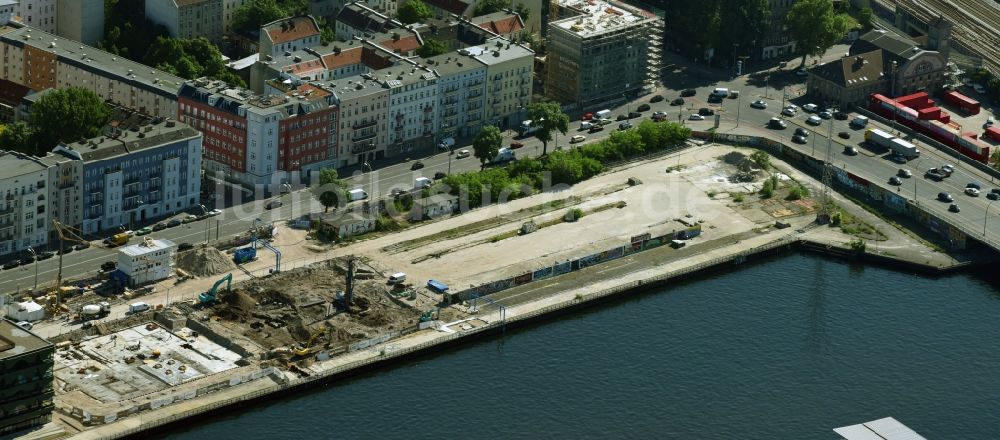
[51,219,92,307]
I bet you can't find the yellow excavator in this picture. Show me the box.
[293,326,327,357]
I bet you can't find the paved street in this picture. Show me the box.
[3,44,998,297]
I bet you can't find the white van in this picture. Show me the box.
[388,272,407,284]
[711,88,730,98]
[850,115,869,127]
[595,109,612,119]
[580,121,594,130]
[128,302,150,314]
[414,177,432,189]
[348,188,368,201]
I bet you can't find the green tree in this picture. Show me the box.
[717,0,770,65]
[786,0,851,67]
[473,125,503,167]
[398,0,432,24]
[991,149,1000,171]
[30,88,111,154]
[144,37,246,87]
[417,39,449,58]
[857,7,875,31]
[750,150,771,170]
[663,0,720,60]
[514,3,531,21]
[0,122,33,155]
[231,0,287,34]
[527,102,570,156]
[313,168,347,212]
[474,0,508,16]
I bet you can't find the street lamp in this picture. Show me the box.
[26,247,37,291]
[986,199,996,236]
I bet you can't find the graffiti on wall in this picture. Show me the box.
[533,266,553,281]
[514,273,532,285]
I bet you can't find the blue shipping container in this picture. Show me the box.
[427,279,449,293]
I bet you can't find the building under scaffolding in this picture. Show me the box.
[544,0,662,112]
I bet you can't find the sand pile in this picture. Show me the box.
[175,246,238,277]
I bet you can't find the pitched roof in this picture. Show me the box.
[425,0,472,16]
[851,29,924,64]
[337,3,394,33]
[263,16,320,44]
[320,46,365,70]
[812,49,885,88]
[377,34,422,54]
[474,13,525,35]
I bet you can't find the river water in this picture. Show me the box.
[164,253,1000,439]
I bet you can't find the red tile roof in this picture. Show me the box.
[320,47,364,70]
[377,35,421,54]
[264,16,320,44]
[478,15,524,35]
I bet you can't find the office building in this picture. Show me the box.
[116,237,177,286]
[0,318,54,436]
[544,0,661,112]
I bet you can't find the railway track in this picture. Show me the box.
[891,0,1000,73]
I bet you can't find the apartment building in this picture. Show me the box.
[259,16,321,59]
[51,119,203,235]
[330,76,389,166]
[179,78,337,186]
[0,1,16,27]
[145,0,225,44]
[335,2,402,41]
[222,0,247,32]
[0,318,54,436]
[13,0,55,33]
[760,0,797,60]
[471,11,525,42]
[385,67,439,155]
[55,0,104,45]
[425,51,486,139]
[545,0,661,112]
[0,23,185,118]
[470,37,532,129]
[0,152,54,258]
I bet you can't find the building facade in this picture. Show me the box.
[386,68,439,155]
[426,52,485,139]
[0,24,184,118]
[116,237,176,286]
[55,0,103,45]
[0,318,54,437]
[472,37,533,129]
[545,0,661,112]
[0,152,53,258]
[760,0,797,60]
[51,120,203,235]
[333,76,389,166]
[145,0,224,44]
[222,0,247,32]
[13,0,55,33]
[0,1,16,26]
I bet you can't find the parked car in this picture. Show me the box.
[570,135,586,143]
[898,169,912,178]
[167,219,182,228]
[636,103,651,112]
[792,135,807,144]
[208,209,223,216]
[15,321,32,330]
[59,246,73,255]
[410,161,424,170]
[807,115,822,125]
[795,127,809,137]
[698,108,714,116]
[627,111,641,119]
[671,98,685,106]
[2,260,20,270]
[795,68,809,76]
[938,192,953,202]
[680,89,697,97]
[819,111,833,119]
[589,125,605,133]
[618,121,633,130]
[689,114,705,121]
[750,100,767,109]
[843,146,858,155]
[650,95,664,103]
[889,176,902,185]
[457,149,471,158]
[37,251,56,261]
[802,103,819,112]
[838,131,851,139]
[949,203,961,212]
[136,227,152,236]
[182,215,198,224]
[833,111,849,120]
[781,108,796,117]
[434,171,447,180]
[616,114,629,121]
[153,223,167,231]
[73,242,91,250]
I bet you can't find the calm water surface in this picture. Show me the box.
[165,253,1000,439]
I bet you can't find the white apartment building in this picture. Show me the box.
[425,52,486,139]
[0,151,54,258]
[468,37,533,130]
[222,0,247,32]
[0,24,184,119]
[331,76,389,167]
[116,237,176,286]
[145,0,224,44]
[259,16,321,59]
[0,1,16,26]
[386,67,439,156]
[14,0,54,32]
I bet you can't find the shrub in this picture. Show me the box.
[564,208,584,222]
[733,193,745,202]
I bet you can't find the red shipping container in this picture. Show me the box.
[917,106,941,120]
[938,112,951,124]
[986,126,1000,142]
[942,91,981,115]
[897,91,931,109]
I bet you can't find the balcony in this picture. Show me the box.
[0,205,12,215]
[352,131,377,142]
[443,87,459,96]
[350,142,377,154]
[395,113,404,120]
[352,119,377,130]
[424,106,433,113]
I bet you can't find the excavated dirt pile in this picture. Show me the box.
[176,247,238,277]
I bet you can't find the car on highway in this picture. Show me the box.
[987,189,1000,200]
[768,118,787,129]
[792,135,807,144]
[671,98,685,106]
[2,260,20,270]
[680,89,697,97]
[167,219,182,228]
[890,155,908,164]
[838,131,851,139]
[949,203,961,212]
[265,200,283,210]
[898,169,912,178]
[938,192,953,202]
[925,168,945,180]
[689,114,705,121]
[795,68,809,76]
[843,146,858,155]
[637,103,651,112]
[750,100,767,109]
[618,121,633,130]
[650,95,664,103]
[589,125,604,133]
[434,171,447,180]
[834,111,849,120]
[698,108,715,116]
[652,111,668,122]
[781,108,796,117]
[73,242,91,251]
[889,176,902,185]
[965,187,980,196]
[135,227,153,236]
[38,251,56,260]
[807,115,822,125]
[509,141,524,149]
[410,161,424,170]
[570,135,586,143]
[941,164,955,176]
[802,103,819,112]
[153,223,167,231]
[966,182,981,190]
[457,149,471,158]
[795,127,809,137]
[819,111,833,119]
[627,111,641,119]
